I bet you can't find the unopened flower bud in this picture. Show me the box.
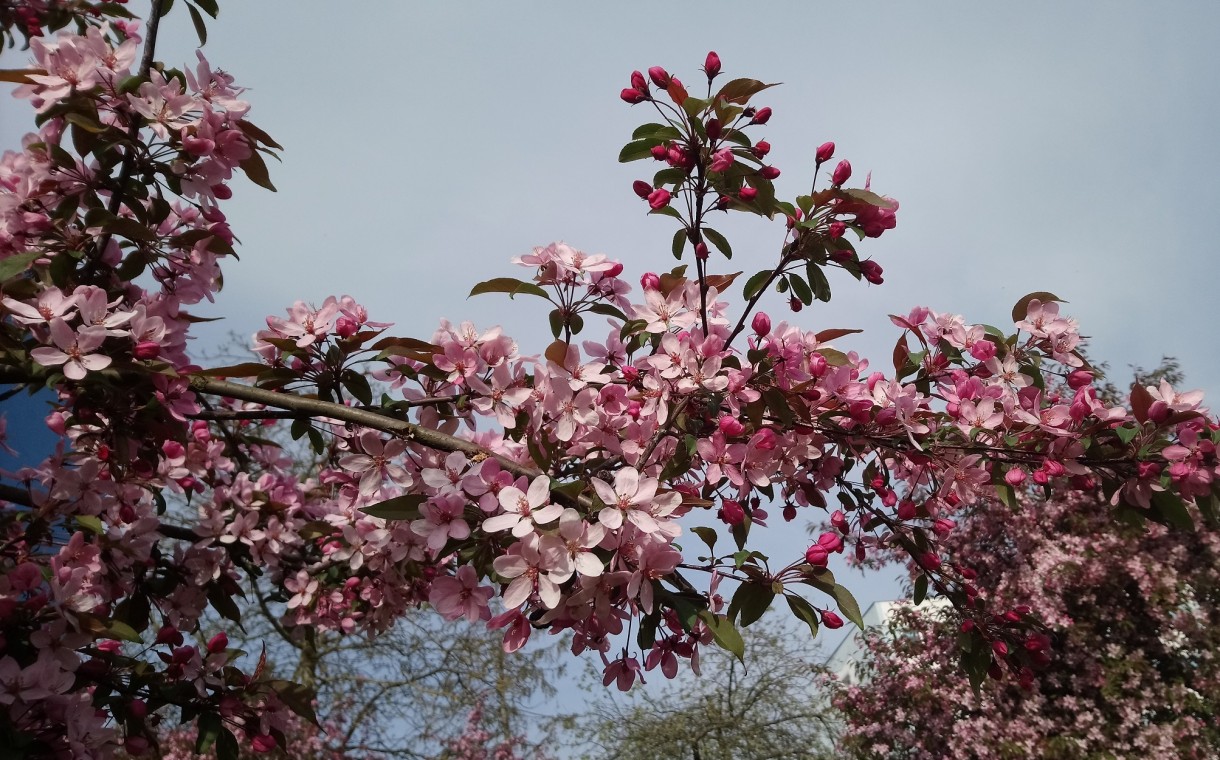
[252,735,278,753]
[752,140,771,158]
[961,619,976,633]
[124,737,151,756]
[816,141,835,164]
[719,499,745,525]
[129,699,148,719]
[1137,461,1161,479]
[335,316,358,338]
[710,148,734,173]
[760,165,781,180]
[632,180,652,198]
[647,188,673,210]
[752,311,771,335]
[640,272,661,291]
[831,159,852,186]
[830,510,848,531]
[750,107,773,125]
[805,544,829,567]
[621,88,647,104]
[648,66,671,88]
[604,261,624,277]
[817,531,844,553]
[821,610,844,629]
[827,221,846,239]
[705,118,722,141]
[132,341,160,360]
[738,186,758,201]
[992,640,1009,657]
[207,632,229,653]
[789,297,803,312]
[650,144,668,160]
[1005,467,1027,486]
[1147,400,1171,423]
[718,415,745,436]
[896,500,917,520]
[695,242,709,259]
[704,51,721,79]
[859,259,884,285]
[630,70,648,91]
[1067,369,1093,389]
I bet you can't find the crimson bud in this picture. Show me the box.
[827,221,846,239]
[752,140,771,158]
[821,610,845,629]
[630,70,648,91]
[831,159,852,186]
[704,51,721,79]
[751,311,771,335]
[207,631,229,654]
[805,544,829,567]
[632,180,652,198]
[647,188,672,210]
[705,118,722,141]
[738,186,757,201]
[750,107,772,125]
[859,259,884,285]
[648,66,670,88]
[760,165,781,180]
[640,272,661,290]
[650,144,668,160]
[620,88,647,104]
[719,500,745,526]
[815,141,835,164]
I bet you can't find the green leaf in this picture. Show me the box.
[632,122,681,140]
[359,494,426,521]
[158,0,176,17]
[831,584,865,629]
[1150,490,1195,532]
[913,574,929,606]
[671,228,686,259]
[192,0,219,17]
[216,728,239,760]
[653,167,688,187]
[1114,424,1140,445]
[703,227,732,259]
[468,277,550,300]
[63,112,107,134]
[270,680,320,726]
[208,584,244,626]
[996,483,1018,510]
[806,261,832,302]
[742,269,772,300]
[236,119,284,151]
[187,3,207,45]
[341,370,373,405]
[76,515,104,534]
[618,138,663,163]
[196,712,221,753]
[0,250,42,283]
[728,582,774,628]
[586,302,628,321]
[691,526,717,553]
[841,188,897,208]
[103,618,143,643]
[785,594,821,638]
[789,273,813,305]
[714,77,781,105]
[700,611,745,663]
[239,149,277,191]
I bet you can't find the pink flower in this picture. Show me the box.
[483,476,563,537]
[338,430,411,497]
[710,149,734,173]
[30,319,112,380]
[429,566,493,623]
[592,467,680,534]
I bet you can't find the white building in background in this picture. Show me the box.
[826,598,952,684]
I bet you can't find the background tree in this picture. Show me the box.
[833,380,1220,760]
[576,622,837,760]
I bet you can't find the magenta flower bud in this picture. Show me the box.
[805,544,829,567]
[750,107,773,125]
[896,500,916,520]
[335,316,358,338]
[650,144,668,160]
[961,619,976,633]
[969,340,997,362]
[1005,467,1027,486]
[207,631,229,654]
[132,341,160,360]
[124,737,151,756]
[155,625,182,646]
[705,118,722,141]
[719,499,745,525]
[809,353,828,377]
[760,165,781,180]
[993,640,1009,657]
[211,183,233,201]
[752,140,771,158]
[753,428,778,450]
[821,610,845,629]
[1147,400,1171,423]
[918,552,942,571]
[620,88,647,104]
[816,141,835,164]
[1138,461,1162,479]
[704,51,722,79]
[648,66,671,88]
[251,735,278,753]
[859,259,884,285]
[738,186,758,201]
[1067,369,1094,389]
[789,297,803,313]
[831,159,852,186]
[933,518,955,538]
[129,699,148,719]
[830,510,848,531]
[647,188,673,210]
[710,148,734,173]
[630,70,648,91]
[604,261,624,277]
[827,221,846,239]
[817,531,844,553]
[640,272,661,291]
[718,414,745,436]
[632,180,653,198]
[695,242,709,259]
[751,311,771,335]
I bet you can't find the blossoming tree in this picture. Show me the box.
[1,2,1217,757]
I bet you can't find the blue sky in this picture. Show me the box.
[4,0,1220,739]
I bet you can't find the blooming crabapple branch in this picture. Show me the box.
[190,376,590,509]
